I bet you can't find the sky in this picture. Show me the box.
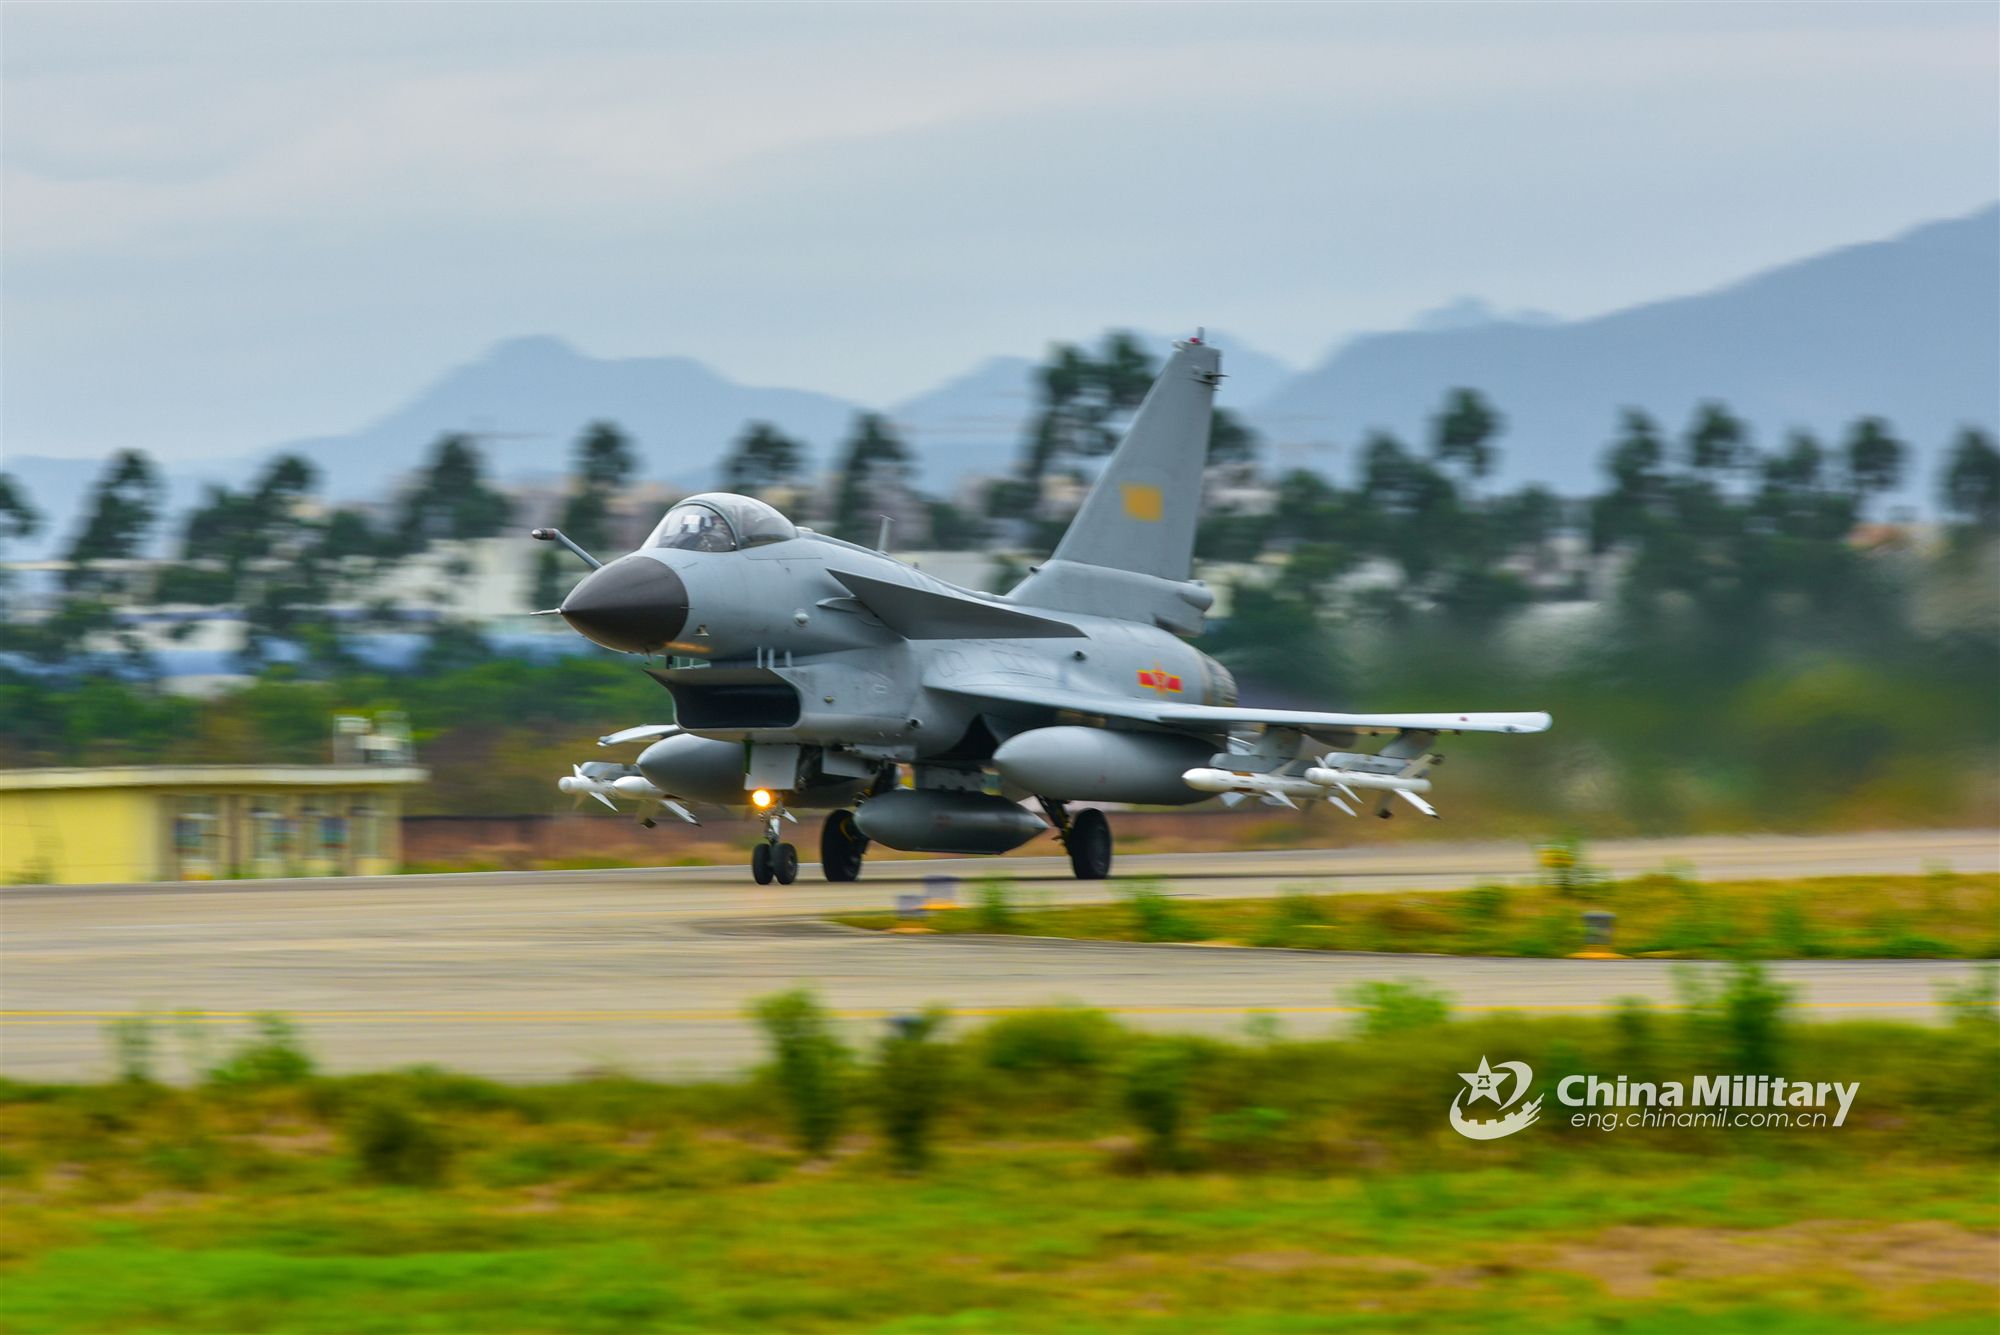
[4,1,1996,465]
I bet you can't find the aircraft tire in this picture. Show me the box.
[1067,808,1112,880]
[821,810,866,882]
[774,842,800,885]
[751,842,774,885]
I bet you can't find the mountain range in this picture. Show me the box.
[6,204,1994,560]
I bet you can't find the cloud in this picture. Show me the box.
[1,3,1993,454]
[9,10,1987,255]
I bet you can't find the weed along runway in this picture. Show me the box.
[3,831,1993,1083]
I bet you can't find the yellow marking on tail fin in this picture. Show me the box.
[1120,483,1164,522]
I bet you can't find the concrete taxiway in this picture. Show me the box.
[2,830,1993,1082]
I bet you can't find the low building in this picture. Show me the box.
[0,763,428,885]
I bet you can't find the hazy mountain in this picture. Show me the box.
[273,335,867,499]
[1254,206,2000,497]
[8,208,1992,560]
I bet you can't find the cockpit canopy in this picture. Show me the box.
[646,493,797,553]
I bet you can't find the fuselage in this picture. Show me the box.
[611,530,1234,760]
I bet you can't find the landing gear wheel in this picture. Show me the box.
[1067,808,1112,880]
[751,842,774,885]
[774,842,800,885]
[820,810,868,882]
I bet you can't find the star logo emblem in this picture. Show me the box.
[1459,1056,1508,1105]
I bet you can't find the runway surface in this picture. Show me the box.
[3,830,1993,1082]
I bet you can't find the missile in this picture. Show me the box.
[1304,767,1439,817]
[1182,768,1333,804]
[1301,767,1433,795]
[613,774,664,800]
[558,768,620,809]
[558,769,699,824]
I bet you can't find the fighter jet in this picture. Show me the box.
[537,335,1550,884]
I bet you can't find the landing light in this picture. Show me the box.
[750,789,774,809]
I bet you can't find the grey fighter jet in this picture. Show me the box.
[538,335,1550,884]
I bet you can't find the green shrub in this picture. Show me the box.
[1343,979,1453,1038]
[1653,885,1734,955]
[1766,895,1825,957]
[874,1008,950,1173]
[1253,890,1328,946]
[473,1139,615,1188]
[1126,881,1203,943]
[750,989,852,1157]
[144,1138,224,1191]
[972,878,1020,932]
[978,1006,1121,1075]
[1680,962,1793,1072]
[1201,1106,1322,1172]
[1937,965,1999,1030]
[1121,1038,1202,1168]
[1613,996,1657,1070]
[1874,932,1953,958]
[1506,908,1581,956]
[1459,884,1510,923]
[105,1015,157,1084]
[204,1013,315,1088]
[348,1097,451,1186]
[1722,961,1793,1072]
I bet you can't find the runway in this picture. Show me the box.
[2,830,1993,1082]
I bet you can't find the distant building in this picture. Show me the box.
[0,716,426,885]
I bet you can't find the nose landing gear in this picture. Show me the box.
[751,807,799,885]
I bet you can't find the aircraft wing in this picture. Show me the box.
[828,569,1085,640]
[597,724,682,747]
[934,681,1549,737]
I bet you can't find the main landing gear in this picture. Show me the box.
[820,809,868,882]
[751,808,799,885]
[1039,798,1112,880]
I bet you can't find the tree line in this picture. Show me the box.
[1,328,1995,680]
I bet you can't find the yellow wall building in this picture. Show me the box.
[0,766,428,885]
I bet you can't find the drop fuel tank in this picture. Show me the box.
[854,789,1048,854]
[993,726,1216,806]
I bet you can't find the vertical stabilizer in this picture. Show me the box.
[1046,337,1220,582]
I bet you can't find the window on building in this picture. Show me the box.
[351,802,382,859]
[171,796,220,873]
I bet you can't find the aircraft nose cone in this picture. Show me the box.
[559,554,688,653]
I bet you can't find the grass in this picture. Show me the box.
[835,872,2000,959]
[0,980,1995,1331]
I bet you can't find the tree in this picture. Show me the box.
[1842,417,1905,507]
[1684,401,1749,476]
[1016,331,1160,498]
[1763,430,1825,491]
[63,450,163,590]
[721,422,806,495]
[1431,388,1503,484]
[0,472,43,545]
[1207,408,1259,468]
[575,421,636,493]
[388,435,513,553]
[1591,410,1668,552]
[1941,427,2000,530]
[831,413,912,543]
[557,421,636,556]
